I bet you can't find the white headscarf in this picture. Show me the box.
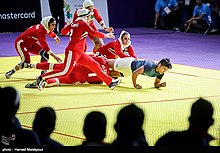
[118,30,131,50]
[41,16,54,33]
[75,16,87,23]
[75,8,91,23]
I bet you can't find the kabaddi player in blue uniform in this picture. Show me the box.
[107,57,172,89]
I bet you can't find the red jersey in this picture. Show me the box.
[17,24,56,52]
[61,19,105,53]
[44,56,110,85]
[69,56,110,84]
[95,39,137,59]
[36,56,110,85]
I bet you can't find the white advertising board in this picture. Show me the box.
[40,0,109,29]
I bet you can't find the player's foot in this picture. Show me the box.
[108,79,121,90]
[41,70,47,75]
[36,76,44,91]
[22,62,34,69]
[16,61,25,70]
[25,81,37,88]
[5,70,15,79]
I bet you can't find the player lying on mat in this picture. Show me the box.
[23,55,121,88]
[106,57,172,89]
[21,56,172,89]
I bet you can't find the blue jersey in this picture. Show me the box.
[193,3,212,25]
[131,60,164,79]
[155,0,178,16]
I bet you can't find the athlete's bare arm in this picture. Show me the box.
[132,66,144,89]
[154,78,166,88]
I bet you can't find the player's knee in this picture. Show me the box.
[39,50,49,62]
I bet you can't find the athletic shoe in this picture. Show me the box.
[22,62,33,69]
[108,79,121,90]
[17,61,25,69]
[210,28,218,33]
[173,27,180,32]
[204,27,211,35]
[41,70,47,75]
[36,76,44,91]
[25,81,37,88]
[25,83,34,88]
[5,70,15,79]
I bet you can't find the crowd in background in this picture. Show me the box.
[154,0,220,34]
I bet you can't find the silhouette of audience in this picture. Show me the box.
[32,107,63,146]
[111,104,149,146]
[81,111,110,146]
[155,98,215,146]
[0,86,40,147]
[1,87,217,147]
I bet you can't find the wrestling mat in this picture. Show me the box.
[0,55,220,146]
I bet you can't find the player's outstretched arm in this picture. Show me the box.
[154,78,166,88]
[132,66,144,89]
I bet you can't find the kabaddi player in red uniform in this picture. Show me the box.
[94,30,137,59]
[5,16,62,79]
[24,56,111,88]
[36,9,120,91]
[73,0,114,51]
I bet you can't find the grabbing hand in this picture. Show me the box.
[55,37,60,44]
[105,33,115,39]
[134,84,142,89]
[104,27,114,33]
[54,55,62,63]
[159,82,166,87]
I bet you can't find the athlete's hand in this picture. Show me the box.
[54,55,62,63]
[105,33,115,39]
[134,84,142,89]
[55,37,60,44]
[104,27,114,33]
[159,82,166,87]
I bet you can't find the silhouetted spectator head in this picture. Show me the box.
[188,98,214,130]
[83,111,107,142]
[33,107,56,137]
[0,86,20,122]
[114,104,145,140]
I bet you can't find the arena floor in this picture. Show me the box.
[0,28,220,146]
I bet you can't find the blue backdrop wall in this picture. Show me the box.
[107,0,156,28]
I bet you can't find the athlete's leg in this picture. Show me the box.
[36,50,82,90]
[26,64,80,88]
[39,50,49,63]
[5,39,30,79]
[77,54,112,86]
[27,43,49,74]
